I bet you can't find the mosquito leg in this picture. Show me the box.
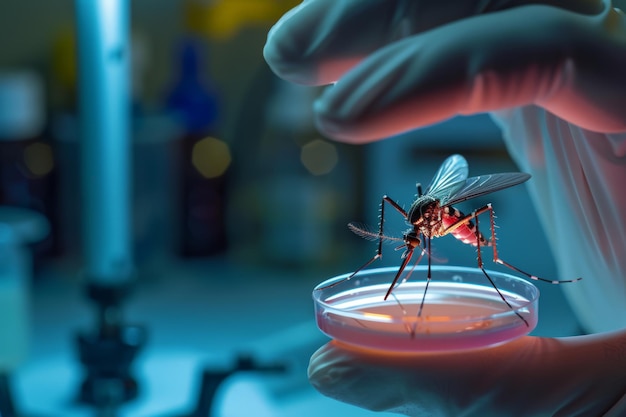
[384,248,413,300]
[426,232,432,279]
[400,242,426,285]
[318,196,408,291]
[351,256,380,278]
[382,195,408,216]
[474,212,529,327]
[417,236,432,318]
[388,292,416,337]
[485,205,582,284]
[440,204,492,236]
[316,248,382,290]
[350,195,407,279]
[441,204,581,284]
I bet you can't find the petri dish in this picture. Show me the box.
[313,266,539,352]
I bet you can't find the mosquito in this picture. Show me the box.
[338,154,582,327]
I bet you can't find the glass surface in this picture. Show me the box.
[313,266,539,352]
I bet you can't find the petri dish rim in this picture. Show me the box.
[313,265,540,352]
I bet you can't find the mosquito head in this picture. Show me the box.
[404,230,421,248]
[407,196,437,225]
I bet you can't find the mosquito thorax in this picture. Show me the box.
[408,196,438,224]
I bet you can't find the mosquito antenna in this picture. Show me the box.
[348,222,403,243]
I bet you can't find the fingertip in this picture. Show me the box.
[314,96,432,144]
[263,1,326,84]
[307,343,351,393]
[307,344,327,380]
[313,96,383,143]
[264,24,315,85]
[263,0,394,86]
[313,120,383,144]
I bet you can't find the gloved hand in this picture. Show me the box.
[264,0,626,415]
[309,331,626,416]
[264,0,626,137]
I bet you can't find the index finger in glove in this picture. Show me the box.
[312,4,626,142]
[263,0,604,85]
[264,0,416,85]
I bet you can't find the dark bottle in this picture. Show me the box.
[0,71,59,260]
[166,37,228,256]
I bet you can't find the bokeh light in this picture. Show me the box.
[23,141,54,177]
[191,136,232,178]
[300,139,338,176]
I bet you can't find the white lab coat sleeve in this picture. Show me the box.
[491,106,626,333]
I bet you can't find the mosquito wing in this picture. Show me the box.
[443,172,531,206]
[424,154,469,200]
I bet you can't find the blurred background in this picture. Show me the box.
[0,0,583,416]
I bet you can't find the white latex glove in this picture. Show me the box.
[264,0,626,333]
[264,0,626,416]
[309,331,626,417]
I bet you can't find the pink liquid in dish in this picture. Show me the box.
[315,280,537,352]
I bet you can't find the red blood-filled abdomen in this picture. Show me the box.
[441,207,489,247]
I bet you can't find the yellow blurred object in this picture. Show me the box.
[192,136,232,178]
[301,139,339,176]
[51,27,77,96]
[23,142,55,177]
[185,0,300,39]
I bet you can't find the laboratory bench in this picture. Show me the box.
[11,256,401,417]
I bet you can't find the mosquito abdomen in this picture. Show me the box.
[442,206,490,246]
